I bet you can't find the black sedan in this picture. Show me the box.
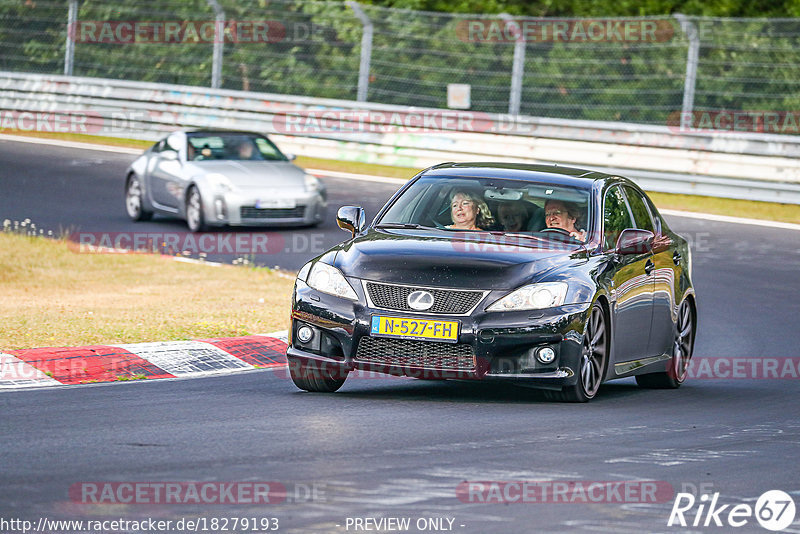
[287,163,696,402]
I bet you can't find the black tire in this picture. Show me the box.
[545,302,608,403]
[287,356,347,393]
[185,186,207,232]
[636,298,695,389]
[125,174,152,221]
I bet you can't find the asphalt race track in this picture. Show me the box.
[2,138,800,533]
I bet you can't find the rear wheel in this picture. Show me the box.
[185,186,207,232]
[125,175,152,221]
[636,298,695,389]
[287,356,347,393]
[545,302,608,403]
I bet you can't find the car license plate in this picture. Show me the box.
[370,316,459,343]
[255,198,296,209]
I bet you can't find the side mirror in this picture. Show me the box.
[337,206,366,237]
[160,150,178,161]
[285,153,297,161]
[615,229,654,255]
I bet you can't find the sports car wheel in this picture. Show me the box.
[287,357,348,393]
[546,302,608,403]
[636,298,695,389]
[185,186,207,232]
[125,175,152,221]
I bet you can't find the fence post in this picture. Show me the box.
[500,14,525,116]
[64,0,77,76]
[206,0,225,89]
[674,14,699,131]
[348,1,373,102]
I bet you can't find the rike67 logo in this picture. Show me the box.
[668,490,796,531]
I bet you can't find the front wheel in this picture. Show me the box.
[125,175,152,221]
[287,357,348,393]
[636,298,695,389]
[545,302,608,403]
[185,186,207,232]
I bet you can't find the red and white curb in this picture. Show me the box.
[0,331,288,390]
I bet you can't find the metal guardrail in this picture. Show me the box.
[2,71,800,204]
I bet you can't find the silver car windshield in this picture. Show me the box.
[186,133,288,162]
[378,176,592,242]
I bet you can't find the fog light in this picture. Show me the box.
[536,346,556,364]
[297,325,314,343]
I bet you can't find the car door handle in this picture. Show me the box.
[673,252,682,265]
[644,259,655,275]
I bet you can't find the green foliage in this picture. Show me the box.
[1,0,800,127]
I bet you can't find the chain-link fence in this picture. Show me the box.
[2,0,800,129]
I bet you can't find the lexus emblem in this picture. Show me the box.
[407,290,434,311]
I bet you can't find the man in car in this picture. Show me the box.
[544,199,586,241]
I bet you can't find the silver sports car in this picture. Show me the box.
[125,130,327,231]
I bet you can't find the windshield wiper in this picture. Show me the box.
[375,222,427,229]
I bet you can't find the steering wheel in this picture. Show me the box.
[540,227,572,236]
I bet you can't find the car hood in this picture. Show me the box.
[331,228,586,290]
[185,160,305,189]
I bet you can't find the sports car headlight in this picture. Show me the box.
[306,262,358,301]
[304,173,321,192]
[486,282,569,312]
[296,261,312,282]
[205,173,233,192]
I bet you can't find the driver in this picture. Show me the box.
[544,199,586,241]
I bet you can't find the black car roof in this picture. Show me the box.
[421,162,614,189]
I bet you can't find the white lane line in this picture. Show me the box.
[306,168,409,185]
[0,353,60,388]
[0,133,142,154]
[2,134,796,230]
[114,341,253,377]
[660,208,800,231]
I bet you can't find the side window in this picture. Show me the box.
[152,139,166,153]
[623,186,654,233]
[603,186,634,251]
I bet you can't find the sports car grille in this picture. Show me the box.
[365,282,483,314]
[355,337,476,371]
[240,206,306,219]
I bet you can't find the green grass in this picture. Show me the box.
[0,232,294,349]
[6,130,800,224]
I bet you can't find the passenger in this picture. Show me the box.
[237,140,256,160]
[498,202,531,232]
[544,199,587,241]
[447,190,495,230]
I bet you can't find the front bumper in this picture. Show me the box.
[202,188,327,227]
[288,279,592,390]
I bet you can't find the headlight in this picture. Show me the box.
[296,261,312,282]
[205,173,233,192]
[306,262,358,300]
[486,282,568,312]
[304,173,321,192]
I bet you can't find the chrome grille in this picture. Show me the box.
[240,206,306,219]
[365,282,483,314]
[355,337,475,371]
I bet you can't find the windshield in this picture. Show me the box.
[186,133,288,162]
[378,175,592,242]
